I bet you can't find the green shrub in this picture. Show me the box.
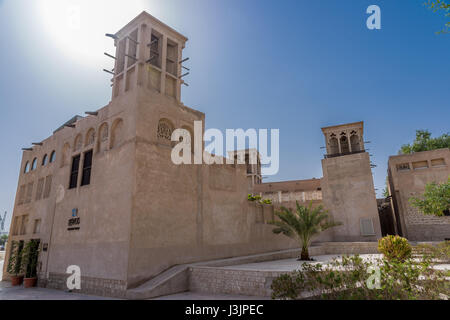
[271,272,305,300]
[6,240,24,276]
[271,254,449,300]
[378,235,412,261]
[20,239,40,278]
[248,194,272,205]
[247,194,262,202]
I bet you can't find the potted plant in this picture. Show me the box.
[20,239,40,288]
[6,240,24,286]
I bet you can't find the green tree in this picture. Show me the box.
[425,0,450,34]
[400,130,450,154]
[0,234,8,246]
[382,177,390,198]
[269,202,341,261]
[410,177,450,216]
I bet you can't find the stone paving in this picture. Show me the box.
[0,252,447,300]
[152,292,269,300]
[220,254,381,272]
[0,281,114,300]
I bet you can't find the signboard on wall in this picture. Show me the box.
[68,208,80,231]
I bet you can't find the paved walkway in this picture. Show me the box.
[220,254,382,272]
[153,292,269,300]
[0,253,447,300]
[0,256,112,300]
[0,282,114,300]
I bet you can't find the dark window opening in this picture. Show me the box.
[50,150,56,163]
[69,155,80,189]
[81,150,93,186]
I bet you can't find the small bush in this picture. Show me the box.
[248,194,272,205]
[271,272,305,300]
[248,194,262,202]
[378,235,412,261]
[271,254,449,300]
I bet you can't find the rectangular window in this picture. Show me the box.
[33,219,41,234]
[43,175,52,198]
[360,218,375,236]
[149,30,162,68]
[81,150,93,186]
[431,158,446,167]
[69,155,81,189]
[166,39,178,76]
[12,216,19,235]
[412,161,428,170]
[25,182,34,203]
[116,38,126,74]
[35,178,45,201]
[126,29,138,68]
[396,163,410,172]
[20,215,29,235]
[17,185,26,205]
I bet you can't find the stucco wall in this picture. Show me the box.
[388,148,450,241]
[321,152,382,241]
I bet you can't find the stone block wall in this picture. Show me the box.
[189,267,283,297]
[43,272,127,298]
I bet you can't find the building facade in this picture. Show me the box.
[4,12,387,297]
[387,148,450,241]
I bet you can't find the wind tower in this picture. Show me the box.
[320,122,382,241]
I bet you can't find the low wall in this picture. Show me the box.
[406,224,450,241]
[188,242,379,298]
[127,242,378,299]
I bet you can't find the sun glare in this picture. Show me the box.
[36,0,150,67]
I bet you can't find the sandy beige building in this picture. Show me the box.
[387,148,450,241]
[253,178,323,210]
[3,12,387,298]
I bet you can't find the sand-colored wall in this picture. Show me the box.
[126,90,298,288]
[388,148,450,241]
[321,152,382,241]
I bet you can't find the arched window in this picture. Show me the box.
[85,128,95,147]
[49,150,56,163]
[73,134,82,152]
[42,154,48,166]
[329,137,339,155]
[350,134,360,152]
[61,143,70,167]
[157,119,174,141]
[340,135,350,154]
[24,161,30,173]
[97,123,109,153]
[110,118,124,149]
[31,158,37,170]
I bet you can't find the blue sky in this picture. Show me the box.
[0,0,449,229]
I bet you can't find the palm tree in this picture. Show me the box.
[270,201,341,261]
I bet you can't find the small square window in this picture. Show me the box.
[396,163,410,172]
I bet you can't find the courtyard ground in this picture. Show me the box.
[0,252,447,300]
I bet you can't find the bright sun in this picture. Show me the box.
[36,0,150,67]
